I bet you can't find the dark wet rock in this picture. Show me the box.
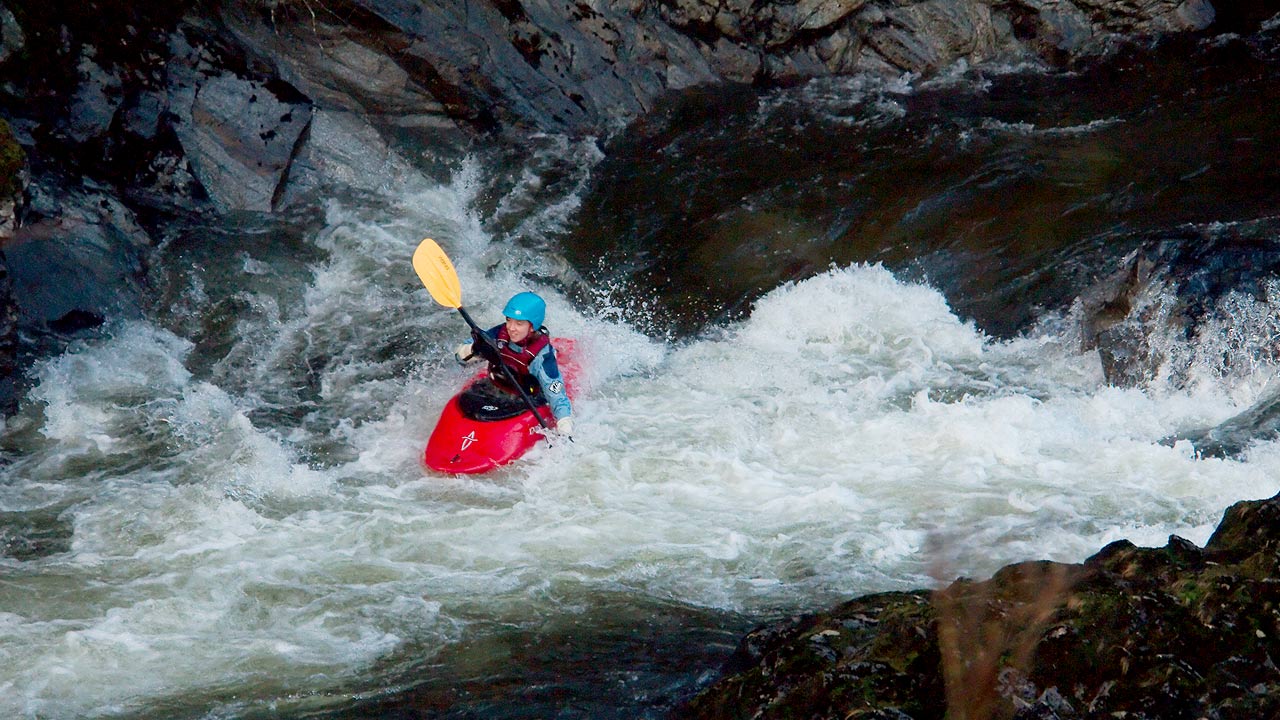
[682,493,1280,719]
[4,174,152,334]
[240,0,718,134]
[0,0,1227,177]
[681,590,946,719]
[1164,384,1280,458]
[0,4,20,64]
[1,114,24,412]
[340,0,1218,130]
[1,4,312,213]
[1212,0,1280,34]
[65,48,123,143]
[163,31,313,213]
[654,0,1215,87]
[561,27,1280,339]
[0,115,21,225]
[1077,223,1280,389]
[0,0,1241,221]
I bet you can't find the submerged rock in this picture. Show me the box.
[681,492,1280,719]
[1166,385,1280,459]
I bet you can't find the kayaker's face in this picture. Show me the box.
[505,318,533,343]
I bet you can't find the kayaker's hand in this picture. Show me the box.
[471,330,502,363]
[454,343,476,364]
[555,416,573,437]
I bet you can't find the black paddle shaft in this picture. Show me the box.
[456,306,552,431]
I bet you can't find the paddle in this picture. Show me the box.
[413,238,553,432]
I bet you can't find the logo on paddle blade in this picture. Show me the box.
[460,431,477,451]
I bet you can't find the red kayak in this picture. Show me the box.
[423,339,578,474]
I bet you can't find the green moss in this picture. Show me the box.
[1075,589,1126,621]
[0,118,24,197]
[867,598,937,673]
[1173,579,1208,607]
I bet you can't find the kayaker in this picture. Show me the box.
[454,291,574,435]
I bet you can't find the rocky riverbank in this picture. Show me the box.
[680,491,1280,719]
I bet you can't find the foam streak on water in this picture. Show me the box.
[2,167,1279,719]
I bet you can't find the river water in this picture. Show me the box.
[4,22,1280,720]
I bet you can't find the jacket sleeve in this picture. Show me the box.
[529,344,573,420]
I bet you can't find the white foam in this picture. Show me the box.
[979,117,1123,136]
[31,323,192,445]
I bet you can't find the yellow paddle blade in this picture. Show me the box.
[413,238,463,309]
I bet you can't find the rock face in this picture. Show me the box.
[164,38,313,213]
[0,0,1225,205]
[1,115,24,412]
[681,492,1280,720]
[246,0,1216,134]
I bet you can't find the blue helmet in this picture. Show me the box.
[502,291,546,327]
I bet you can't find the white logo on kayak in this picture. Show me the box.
[460,431,477,451]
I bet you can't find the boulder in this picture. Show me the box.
[1166,385,1280,459]
[1,115,22,234]
[3,174,152,336]
[273,108,421,208]
[1077,224,1280,389]
[65,50,123,144]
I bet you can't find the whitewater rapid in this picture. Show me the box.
[3,162,1280,719]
